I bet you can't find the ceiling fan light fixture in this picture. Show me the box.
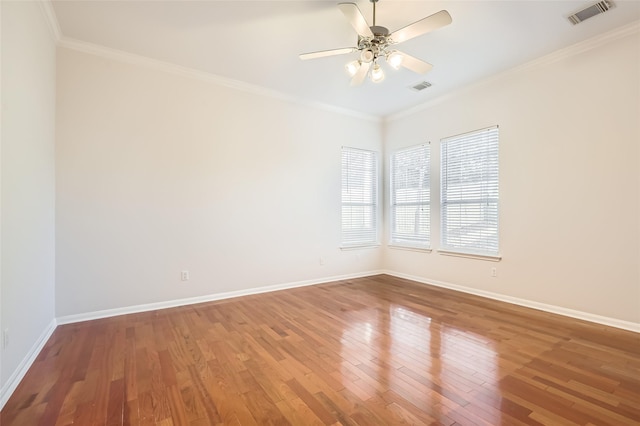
[387,51,403,69]
[345,60,361,77]
[370,62,385,83]
[360,49,375,63]
[299,2,452,86]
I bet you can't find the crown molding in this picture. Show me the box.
[39,1,638,124]
[57,36,380,123]
[387,19,640,122]
[37,0,61,42]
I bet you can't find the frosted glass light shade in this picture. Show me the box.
[345,60,360,77]
[387,51,403,69]
[370,63,385,83]
[360,49,375,63]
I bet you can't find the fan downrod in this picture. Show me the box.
[370,0,379,26]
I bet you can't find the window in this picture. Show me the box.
[441,126,499,256]
[341,147,378,247]
[390,144,430,249]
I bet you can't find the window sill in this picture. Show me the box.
[340,244,380,251]
[437,250,502,262]
[388,245,432,253]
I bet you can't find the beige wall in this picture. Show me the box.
[54,29,640,326]
[1,0,57,399]
[383,31,640,324]
[55,47,383,318]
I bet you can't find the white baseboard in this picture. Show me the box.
[1,271,383,410]
[1,270,637,412]
[383,270,640,333]
[0,319,57,410]
[56,270,385,325]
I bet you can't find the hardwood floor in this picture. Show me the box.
[2,274,639,425]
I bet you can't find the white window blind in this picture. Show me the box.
[441,126,499,256]
[341,147,378,247]
[390,144,430,248]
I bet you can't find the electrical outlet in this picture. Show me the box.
[319,257,325,266]
[2,329,8,350]
[491,267,497,277]
[181,270,189,281]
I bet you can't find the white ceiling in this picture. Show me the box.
[51,0,640,117]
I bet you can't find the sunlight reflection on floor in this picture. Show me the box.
[341,302,498,423]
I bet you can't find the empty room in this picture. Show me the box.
[1,0,639,424]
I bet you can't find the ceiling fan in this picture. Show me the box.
[299,0,452,86]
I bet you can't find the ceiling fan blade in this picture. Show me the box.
[396,51,433,74]
[390,10,452,44]
[299,47,356,60]
[350,61,371,86]
[338,3,374,38]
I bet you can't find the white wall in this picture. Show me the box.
[383,30,640,325]
[55,47,382,318]
[1,0,57,397]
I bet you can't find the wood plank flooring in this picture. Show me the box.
[2,274,639,425]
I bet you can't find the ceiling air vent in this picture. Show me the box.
[568,1,613,25]
[411,81,432,92]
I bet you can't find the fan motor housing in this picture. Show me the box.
[361,26,391,53]
[370,25,390,36]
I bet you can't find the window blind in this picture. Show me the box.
[341,147,378,247]
[441,126,499,255]
[390,144,430,248]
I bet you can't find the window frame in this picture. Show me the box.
[340,146,379,249]
[440,126,500,258]
[389,143,431,250]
